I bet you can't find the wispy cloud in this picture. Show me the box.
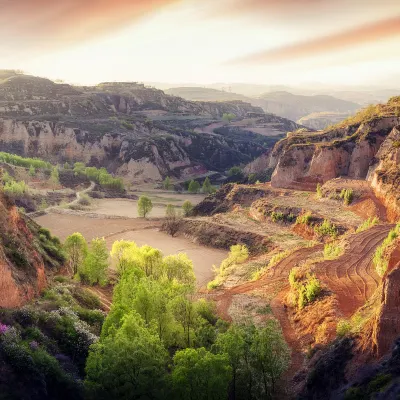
[226,16,400,65]
[0,0,178,50]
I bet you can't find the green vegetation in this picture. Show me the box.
[78,193,92,206]
[324,242,344,260]
[85,240,289,399]
[295,211,313,226]
[188,180,201,194]
[373,224,400,277]
[49,166,60,188]
[222,113,236,123]
[73,163,124,192]
[182,200,194,217]
[164,204,182,237]
[138,195,153,218]
[314,219,338,239]
[269,250,290,268]
[64,234,108,285]
[121,120,134,130]
[356,217,379,233]
[316,183,323,199]
[336,319,352,337]
[0,151,52,170]
[64,233,88,275]
[202,177,216,194]
[163,176,173,190]
[289,268,322,310]
[208,245,249,290]
[79,238,109,286]
[228,166,243,179]
[340,189,354,205]
[29,165,36,177]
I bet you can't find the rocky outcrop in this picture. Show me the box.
[0,191,63,307]
[270,99,400,191]
[368,126,400,222]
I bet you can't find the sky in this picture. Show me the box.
[1,0,400,86]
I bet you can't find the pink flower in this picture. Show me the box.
[0,323,10,334]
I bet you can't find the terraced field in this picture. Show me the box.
[315,224,393,316]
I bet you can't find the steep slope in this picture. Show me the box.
[0,189,64,307]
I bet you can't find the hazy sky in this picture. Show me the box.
[1,0,399,86]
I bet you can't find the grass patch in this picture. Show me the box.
[356,217,379,233]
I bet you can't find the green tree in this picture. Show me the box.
[171,297,197,347]
[137,195,153,218]
[162,253,196,285]
[188,180,200,194]
[110,240,138,275]
[64,233,88,276]
[228,166,243,178]
[163,176,173,190]
[81,238,108,285]
[222,113,236,123]
[215,326,246,400]
[250,320,290,396]
[85,312,168,400]
[182,200,193,217]
[202,177,215,194]
[164,204,181,237]
[49,166,60,188]
[171,347,232,400]
[29,165,36,177]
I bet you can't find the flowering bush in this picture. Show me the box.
[0,323,10,335]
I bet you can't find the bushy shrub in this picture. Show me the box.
[324,242,344,260]
[296,211,313,225]
[340,189,354,205]
[78,193,92,206]
[336,319,352,337]
[315,220,338,238]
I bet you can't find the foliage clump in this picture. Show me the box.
[340,189,354,205]
[373,224,400,276]
[138,195,153,218]
[289,268,322,310]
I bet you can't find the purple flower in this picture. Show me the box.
[29,340,39,350]
[0,323,10,335]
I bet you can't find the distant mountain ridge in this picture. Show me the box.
[165,86,361,123]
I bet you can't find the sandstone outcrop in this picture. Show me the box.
[270,98,400,216]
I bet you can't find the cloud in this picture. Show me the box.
[0,0,178,50]
[226,16,400,65]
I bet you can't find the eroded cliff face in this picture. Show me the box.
[271,116,398,189]
[0,192,62,307]
[0,118,266,183]
[368,126,400,222]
